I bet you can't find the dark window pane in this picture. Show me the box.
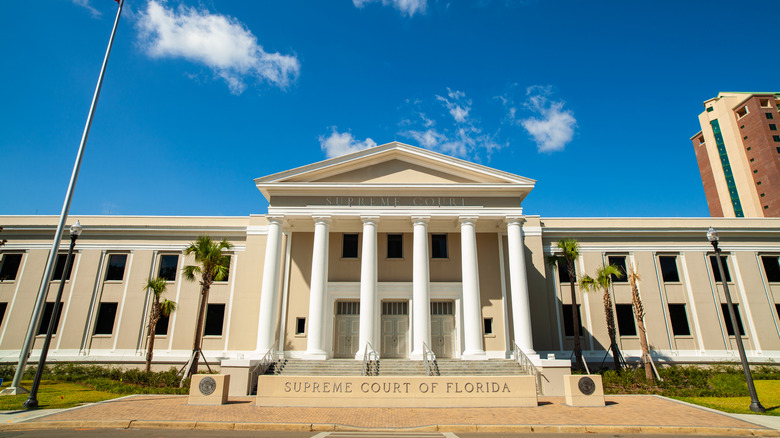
[710,255,731,282]
[296,317,306,335]
[431,234,448,259]
[0,302,7,327]
[766,112,775,120]
[761,256,780,282]
[342,234,358,258]
[562,304,582,337]
[155,314,169,335]
[483,318,493,335]
[668,304,691,336]
[615,304,637,336]
[204,304,225,336]
[105,254,127,281]
[387,234,403,259]
[0,254,23,281]
[776,304,780,322]
[659,256,680,283]
[158,255,179,281]
[52,254,74,281]
[558,262,574,284]
[608,256,628,282]
[38,302,63,335]
[721,303,745,336]
[93,302,118,335]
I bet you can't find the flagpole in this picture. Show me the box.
[2,0,125,396]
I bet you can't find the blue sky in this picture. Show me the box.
[1,0,778,218]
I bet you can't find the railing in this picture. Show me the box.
[422,342,437,376]
[361,342,379,376]
[251,340,279,382]
[512,341,542,395]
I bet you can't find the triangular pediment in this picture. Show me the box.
[310,159,479,184]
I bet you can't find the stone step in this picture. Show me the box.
[266,358,525,377]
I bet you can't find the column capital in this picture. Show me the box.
[360,215,380,225]
[505,216,526,226]
[458,215,479,225]
[312,215,332,225]
[266,215,285,225]
[411,215,430,225]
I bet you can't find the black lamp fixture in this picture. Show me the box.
[707,226,765,413]
[23,221,82,409]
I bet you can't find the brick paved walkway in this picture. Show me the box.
[29,394,766,431]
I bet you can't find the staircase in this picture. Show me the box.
[266,358,523,376]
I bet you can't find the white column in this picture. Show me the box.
[304,216,331,359]
[460,217,487,360]
[356,216,379,359]
[411,216,431,360]
[257,216,284,354]
[506,217,535,355]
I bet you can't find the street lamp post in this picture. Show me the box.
[23,222,83,409]
[707,227,765,413]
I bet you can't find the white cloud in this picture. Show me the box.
[353,0,427,17]
[72,0,102,18]
[136,1,300,95]
[512,85,576,153]
[436,88,471,123]
[319,128,378,158]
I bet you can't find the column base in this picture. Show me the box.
[0,386,29,396]
[461,350,489,360]
[302,350,329,360]
[409,350,424,361]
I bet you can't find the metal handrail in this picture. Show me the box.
[251,340,279,378]
[422,342,437,376]
[361,342,378,376]
[512,341,542,395]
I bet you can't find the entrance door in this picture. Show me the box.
[381,301,409,358]
[430,301,455,358]
[334,301,360,358]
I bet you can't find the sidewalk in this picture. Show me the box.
[1,394,778,436]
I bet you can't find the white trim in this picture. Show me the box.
[650,252,674,349]
[497,232,511,357]
[731,254,761,353]
[247,225,268,236]
[755,253,780,339]
[0,243,246,251]
[167,254,184,352]
[522,226,542,237]
[277,232,293,356]
[680,252,704,354]
[55,252,82,351]
[544,244,780,253]
[83,250,107,355]
[222,253,238,354]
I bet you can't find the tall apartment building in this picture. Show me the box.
[692,92,780,217]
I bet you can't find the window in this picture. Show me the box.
[706,107,714,112]
[777,147,780,153]
[698,136,705,144]
[483,318,493,335]
[295,317,306,335]
[431,301,453,315]
[759,99,771,108]
[607,255,628,282]
[736,106,748,118]
[337,301,360,315]
[93,302,118,335]
[615,304,637,336]
[770,124,777,131]
[558,262,575,284]
[562,304,582,337]
[155,314,170,335]
[773,135,780,142]
[750,158,755,162]
[158,255,178,281]
[215,255,231,282]
[342,234,358,259]
[659,256,680,282]
[104,254,127,281]
[710,255,731,282]
[0,253,23,281]
[721,303,745,336]
[762,256,780,282]
[387,234,403,259]
[776,304,780,322]
[668,304,691,336]
[767,113,775,120]
[52,254,75,281]
[204,304,225,336]
[0,302,7,327]
[38,302,63,335]
[431,234,448,259]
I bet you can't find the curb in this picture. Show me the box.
[0,421,777,436]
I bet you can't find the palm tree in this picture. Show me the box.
[627,262,653,381]
[143,277,177,372]
[579,264,624,370]
[546,239,584,371]
[182,235,233,381]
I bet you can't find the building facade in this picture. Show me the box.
[692,92,780,217]
[1,143,780,371]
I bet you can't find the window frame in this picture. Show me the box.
[615,303,637,336]
[431,234,448,259]
[157,254,179,282]
[562,304,583,337]
[52,253,76,282]
[341,234,359,259]
[104,253,128,282]
[203,303,226,337]
[295,317,306,336]
[483,317,494,336]
[38,302,64,335]
[667,303,691,337]
[720,303,746,337]
[93,302,118,336]
[0,253,23,282]
[658,255,681,283]
[386,234,403,259]
[607,255,629,283]
[760,255,780,283]
[709,254,732,283]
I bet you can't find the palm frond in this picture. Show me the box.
[182,264,200,282]
[159,299,177,317]
[143,277,168,298]
[579,274,597,292]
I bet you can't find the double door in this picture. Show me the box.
[333,301,360,358]
[381,301,409,358]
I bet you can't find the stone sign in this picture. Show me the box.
[256,375,537,407]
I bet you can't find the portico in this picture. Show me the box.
[253,142,537,361]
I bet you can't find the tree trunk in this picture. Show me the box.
[630,275,653,381]
[568,261,584,371]
[186,279,211,380]
[145,301,160,373]
[602,286,621,370]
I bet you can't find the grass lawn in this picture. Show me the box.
[674,380,780,416]
[0,380,123,410]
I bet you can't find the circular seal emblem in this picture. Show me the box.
[578,376,596,395]
[199,376,217,396]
